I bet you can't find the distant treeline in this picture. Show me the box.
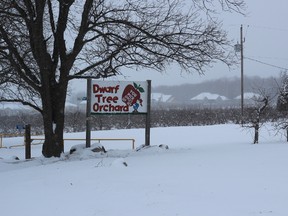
[0,106,279,135]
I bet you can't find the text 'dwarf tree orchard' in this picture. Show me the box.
[91,81,148,114]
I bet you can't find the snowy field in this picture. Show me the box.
[1,124,288,216]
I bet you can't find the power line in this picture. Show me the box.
[245,56,288,71]
[248,55,288,61]
[248,25,288,32]
[228,24,288,32]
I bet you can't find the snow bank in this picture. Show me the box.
[1,124,288,216]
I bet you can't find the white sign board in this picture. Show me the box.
[91,80,148,114]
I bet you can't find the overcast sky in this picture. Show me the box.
[71,0,288,91]
[118,1,287,86]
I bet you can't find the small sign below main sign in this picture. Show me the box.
[90,81,148,114]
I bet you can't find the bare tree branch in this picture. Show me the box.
[0,0,246,157]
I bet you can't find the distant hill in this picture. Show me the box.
[153,76,280,103]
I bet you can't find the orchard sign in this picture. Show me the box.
[85,79,151,147]
[91,80,148,114]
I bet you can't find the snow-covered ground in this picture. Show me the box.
[1,124,288,216]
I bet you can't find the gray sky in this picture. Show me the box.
[70,0,288,91]
[116,0,288,86]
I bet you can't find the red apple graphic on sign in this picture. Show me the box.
[122,83,144,112]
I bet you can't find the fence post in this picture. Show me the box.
[0,134,2,148]
[25,124,31,159]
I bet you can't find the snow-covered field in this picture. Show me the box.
[1,124,288,216]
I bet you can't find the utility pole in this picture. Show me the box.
[240,24,244,125]
[235,25,244,125]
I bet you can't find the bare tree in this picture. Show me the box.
[277,73,288,111]
[275,72,288,141]
[244,92,270,144]
[0,0,245,157]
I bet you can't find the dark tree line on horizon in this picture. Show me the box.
[0,106,279,135]
[153,76,281,103]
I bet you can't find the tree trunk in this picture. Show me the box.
[254,123,259,144]
[42,117,64,157]
[41,83,67,157]
[254,125,259,144]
